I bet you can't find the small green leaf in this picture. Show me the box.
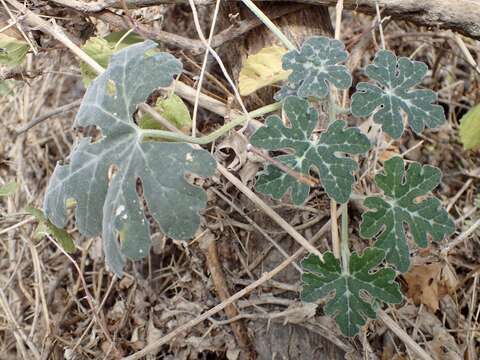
[459,103,480,150]
[351,50,446,139]
[138,93,192,132]
[275,36,352,101]
[0,33,29,66]
[0,181,17,197]
[44,41,216,276]
[302,248,402,337]
[26,206,76,253]
[250,96,371,204]
[360,157,455,272]
[80,31,144,87]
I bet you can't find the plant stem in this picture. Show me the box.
[340,203,350,273]
[140,102,281,144]
[241,0,297,51]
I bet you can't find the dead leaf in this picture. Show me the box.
[238,45,291,96]
[404,263,442,312]
[216,132,248,171]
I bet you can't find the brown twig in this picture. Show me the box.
[199,230,254,357]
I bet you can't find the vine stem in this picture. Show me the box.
[140,102,281,144]
[241,0,297,51]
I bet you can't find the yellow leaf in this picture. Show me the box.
[459,103,480,150]
[238,46,291,96]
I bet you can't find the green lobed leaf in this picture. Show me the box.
[302,248,402,337]
[26,206,76,253]
[250,96,371,204]
[44,41,216,275]
[275,36,352,101]
[459,103,480,150]
[351,50,446,139]
[360,156,455,272]
[80,31,144,87]
[0,181,17,197]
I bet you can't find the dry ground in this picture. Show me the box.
[1,3,479,360]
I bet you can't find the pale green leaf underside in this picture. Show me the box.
[459,103,480,150]
[302,248,402,337]
[360,157,455,273]
[44,41,216,275]
[275,36,352,101]
[351,50,446,139]
[251,96,371,204]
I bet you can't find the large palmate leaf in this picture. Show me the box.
[360,157,455,272]
[275,36,352,101]
[302,248,402,337]
[250,96,371,204]
[44,41,216,275]
[351,50,446,139]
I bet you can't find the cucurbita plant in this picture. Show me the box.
[44,36,455,337]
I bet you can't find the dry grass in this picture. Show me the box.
[1,4,480,360]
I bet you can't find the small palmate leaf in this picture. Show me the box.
[360,157,455,273]
[351,50,446,139]
[250,96,371,204]
[44,41,216,275]
[302,248,402,337]
[275,36,352,101]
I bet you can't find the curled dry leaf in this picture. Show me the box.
[238,45,290,96]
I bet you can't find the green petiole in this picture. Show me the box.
[139,102,282,144]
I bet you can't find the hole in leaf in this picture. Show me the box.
[106,78,117,96]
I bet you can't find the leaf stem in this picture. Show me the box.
[240,0,297,51]
[340,203,350,273]
[140,102,281,144]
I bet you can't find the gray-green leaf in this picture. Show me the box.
[275,36,352,101]
[351,50,446,139]
[44,41,216,275]
[360,157,455,272]
[250,96,371,204]
[302,248,402,337]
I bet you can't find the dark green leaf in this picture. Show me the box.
[251,96,371,204]
[302,248,402,337]
[351,50,446,139]
[44,41,216,275]
[360,157,455,272]
[275,36,352,101]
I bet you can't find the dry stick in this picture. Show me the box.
[441,217,480,254]
[378,311,434,360]
[0,288,42,360]
[122,219,332,360]
[210,187,302,272]
[16,99,82,134]
[44,234,114,345]
[200,232,253,354]
[190,0,220,137]
[218,164,323,259]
